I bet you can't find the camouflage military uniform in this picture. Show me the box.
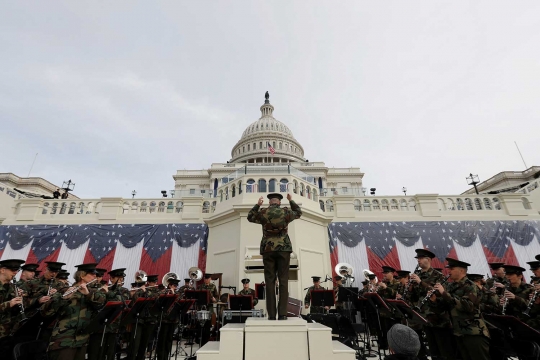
[247,199,302,319]
[503,283,534,321]
[410,268,456,360]
[486,276,508,290]
[42,287,106,360]
[428,276,490,360]
[20,276,67,316]
[198,283,219,314]
[479,287,500,314]
[239,288,259,307]
[305,286,326,314]
[378,279,400,299]
[0,282,31,338]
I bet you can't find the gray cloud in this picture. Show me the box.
[1,1,539,198]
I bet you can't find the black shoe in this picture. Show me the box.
[278,316,287,320]
[268,316,276,320]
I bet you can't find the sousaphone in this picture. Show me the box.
[335,262,355,286]
[188,266,203,286]
[162,272,179,286]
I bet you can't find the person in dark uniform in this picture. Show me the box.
[428,258,490,360]
[333,276,343,311]
[197,274,218,346]
[527,260,540,285]
[56,270,70,286]
[18,263,38,285]
[247,192,302,320]
[304,276,327,314]
[487,262,508,290]
[239,278,258,307]
[156,278,180,360]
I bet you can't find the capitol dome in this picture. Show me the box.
[230,93,305,164]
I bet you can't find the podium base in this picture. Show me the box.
[196,317,355,360]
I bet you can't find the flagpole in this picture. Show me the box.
[266,142,268,165]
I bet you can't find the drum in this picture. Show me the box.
[220,293,229,304]
[197,310,210,323]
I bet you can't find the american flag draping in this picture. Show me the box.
[0,223,208,283]
[329,220,540,283]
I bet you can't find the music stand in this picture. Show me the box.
[13,312,57,340]
[229,295,252,324]
[484,314,540,343]
[311,290,335,313]
[149,294,177,360]
[255,283,265,300]
[337,287,358,320]
[386,300,426,327]
[120,297,153,345]
[87,301,127,351]
[170,299,195,360]
[184,290,209,308]
[363,292,389,359]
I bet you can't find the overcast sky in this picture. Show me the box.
[1,2,540,198]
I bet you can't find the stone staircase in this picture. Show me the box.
[197,317,355,360]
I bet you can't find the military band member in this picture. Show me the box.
[156,278,180,360]
[428,258,490,360]
[248,192,302,320]
[17,263,38,285]
[527,260,540,285]
[178,278,192,299]
[0,259,26,337]
[56,270,70,285]
[134,274,160,360]
[42,263,106,360]
[395,270,411,302]
[409,249,454,360]
[359,280,369,295]
[198,273,219,311]
[467,273,500,314]
[239,278,258,307]
[304,276,327,313]
[89,268,107,290]
[333,276,343,310]
[377,266,400,299]
[497,265,533,320]
[487,262,508,289]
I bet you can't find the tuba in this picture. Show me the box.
[135,270,147,283]
[363,269,378,292]
[188,267,203,287]
[335,263,355,286]
[162,272,179,288]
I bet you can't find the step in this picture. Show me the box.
[332,341,356,360]
[196,341,220,360]
[219,323,245,360]
[307,322,333,360]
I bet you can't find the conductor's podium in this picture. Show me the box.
[197,317,355,360]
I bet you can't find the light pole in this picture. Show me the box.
[466,173,480,195]
[402,187,407,196]
[61,179,75,199]
[132,190,137,199]
[361,187,367,196]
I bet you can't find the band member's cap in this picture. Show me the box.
[414,249,435,259]
[536,254,540,261]
[396,270,410,278]
[108,268,127,277]
[267,193,283,200]
[95,268,107,277]
[241,278,250,284]
[45,261,66,271]
[367,274,376,280]
[131,282,138,287]
[311,276,321,282]
[0,259,25,270]
[382,266,396,273]
[57,270,70,280]
[184,278,191,282]
[445,258,470,268]
[502,265,526,274]
[466,274,483,282]
[75,263,98,273]
[147,275,159,282]
[526,261,540,270]
[21,263,39,272]
[204,273,212,279]
[334,275,342,281]
[361,280,369,285]
[168,278,181,286]
[488,262,505,270]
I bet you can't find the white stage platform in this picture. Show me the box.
[197,317,355,360]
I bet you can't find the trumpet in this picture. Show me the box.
[523,288,540,317]
[63,279,98,298]
[414,275,450,311]
[12,279,27,321]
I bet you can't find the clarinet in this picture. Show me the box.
[12,279,27,321]
[501,284,511,315]
[414,275,451,311]
[522,288,539,317]
[403,265,421,299]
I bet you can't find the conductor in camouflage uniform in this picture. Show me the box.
[248,192,302,320]
[239,278,258,307]
[428,258,490,360]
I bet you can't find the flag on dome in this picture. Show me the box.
[329,220,540,282]
[267,142,275,155]
[0,223,209,283]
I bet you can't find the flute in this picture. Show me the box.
[62,279,98,298]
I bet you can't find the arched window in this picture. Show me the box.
[280,179,288,192]
[131,201,138,212]
[363,200,372,211]
[390,199,398,210]
[211,201,216,213]
[176,202,184,213]
[219,190,223,202]
[313,189,318,201]
[51,202,58,214]
[522,197,532,210]
[203,201,210,213]
[279,142,282,150]
[326,200,334,212]
[293,180,298,194]
[149,201,157,213]
[456,198,465,210]
[306,186,311,199]
[465,198,473,210]
[400,200,408,211]
[232,185,236,197]
[319,200,325,211]
[408,199,416,211]
[353,199,361,211]
[258,179,267,192]
[247,179,255,193]
[273,141,276,149]
[248,144,250,151]
[238,180,242,194]
[253,143,256,150]
[260,142,263,149]
[158,201,166,212]
[492,197,501,210]
[446,198,456,210]
[269,179,277,192]
[474,198,482,210]
[243,146,245,153]
[382,200,389,211]
[167,201,174,213]
[437,198,446,211]
[372,200,380,210]
[300,183,305,196]
[59,202,67,214]
[483,198,492,210]
[68,202,76,214]
[140,201,148,212]
[42,202,50,215]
